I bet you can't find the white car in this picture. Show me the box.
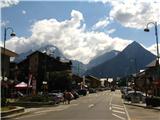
[125,91,146,102]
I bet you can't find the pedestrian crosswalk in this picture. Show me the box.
[110,104,127,120]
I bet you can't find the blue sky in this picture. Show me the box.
[1,0,160,63]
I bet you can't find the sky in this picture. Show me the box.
[1,0,160,64]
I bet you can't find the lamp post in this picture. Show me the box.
[2,27,16,98]
[144,22,159,64]
[2,27,16,81]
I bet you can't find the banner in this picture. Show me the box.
[28,74,32,86]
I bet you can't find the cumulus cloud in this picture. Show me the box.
[92,18,110,30]
[147,44,160,56]
[0,0,19,8]
[0,20,9,27]
[106,28,116,34]
[94,0,160,29]
[5,10,132,64]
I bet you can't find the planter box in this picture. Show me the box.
[1,107,24,117]
[146,97,160,107]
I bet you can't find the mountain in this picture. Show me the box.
[14,45,67,63]
[72,60,87,76]
[85,41,156,78]
[87,50,120,69]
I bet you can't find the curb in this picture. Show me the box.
[124,102,160,111]
[1,104,60,120]
[1,111,32,120]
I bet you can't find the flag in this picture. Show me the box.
[28,74,32,86]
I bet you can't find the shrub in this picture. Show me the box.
[1,98,7,106]
[18,95,53,102]
[146,96,160,107]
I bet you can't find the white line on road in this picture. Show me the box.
[122,100,131,120]
[112,113,126,120]
[112,110,126,114]
[112,104,124,108]
[112,106,125,110]
[88,104,94,108]
[109,94,113,106]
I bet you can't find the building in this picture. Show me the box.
[1,47,17,79]
[135,59,160,97]
[13,51,72,94]
[1,47,17,98]
[85,75,101,88]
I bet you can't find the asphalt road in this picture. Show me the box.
[13,90,160,120]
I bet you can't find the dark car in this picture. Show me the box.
[111,87,115,92]
[71,90,79,99]
[77,89,87,96]
[48,92,64,104]
[88,88,96,93]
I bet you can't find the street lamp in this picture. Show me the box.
[2,27,16,98]
[144,22,159,64]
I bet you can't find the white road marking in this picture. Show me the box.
[112,110,126,114]
[88,104,94,108]
[109,95,113,106]
[112,113,126,120]
[112,106,125,110]
[122,99,131,120]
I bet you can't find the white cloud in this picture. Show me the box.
[95,0,160,29]
[0,41,3,47]
[92,18,110,30]
[0,0,19,8]
[106,28,116,34]
[147,44,160,56]
[5,10,132,64]
[0,20,9,27]
[22,10,26,15]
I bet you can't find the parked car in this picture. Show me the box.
[71,90,79,99]
[111,87,115,92]
[121,87,133,99]
[88,88,97,93]
[121,87,132,94]
[48,92,64,104]
[124,91,146,102]
[77,89,87,96]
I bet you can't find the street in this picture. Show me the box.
[12,90,160,120]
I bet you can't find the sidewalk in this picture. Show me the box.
[124,101,160,111]
[1,105,59,120]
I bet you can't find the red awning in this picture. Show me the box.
[15,82,32,88]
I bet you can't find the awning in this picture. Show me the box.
[15,82,32,88]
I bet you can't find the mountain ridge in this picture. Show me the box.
[85,41,156,78]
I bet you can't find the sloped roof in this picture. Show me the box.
[1,47,17,57]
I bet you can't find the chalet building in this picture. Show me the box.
[135,59,160,97]
[13,51,72,93]
[1,47,17,98]
[1,47,17,79]
[71,74,90,89]
[85,75,101,88]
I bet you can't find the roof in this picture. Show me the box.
[1,47,17,57]
[86,75,100,81]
